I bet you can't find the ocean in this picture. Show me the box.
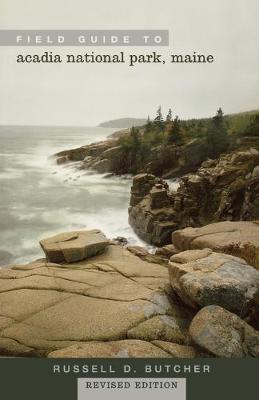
[0,125,144,265]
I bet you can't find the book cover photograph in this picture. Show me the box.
[0,0,258,399]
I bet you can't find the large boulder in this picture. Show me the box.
[168,249,259,317]
[189,305,259,358]
[40,230,109,263]
[172,221,259,268]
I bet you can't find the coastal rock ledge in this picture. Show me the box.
[0,230,258,358]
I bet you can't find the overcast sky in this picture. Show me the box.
[0,0,259,126]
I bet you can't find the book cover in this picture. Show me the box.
[0,1,258,399]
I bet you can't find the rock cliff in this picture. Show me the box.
[128,148,259,246]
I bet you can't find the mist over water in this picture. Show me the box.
[0,126,145,265]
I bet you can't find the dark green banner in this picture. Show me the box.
[0,358,257,400]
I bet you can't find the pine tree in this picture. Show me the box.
[166,108,173,122]
[207,108,229,158]
[167,116,183,144]
[154,106,164,131]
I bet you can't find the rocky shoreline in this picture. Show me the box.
[0,228,258,358]
[1,120,258,358]
[54,122,259,178]
[54,133,212,177]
